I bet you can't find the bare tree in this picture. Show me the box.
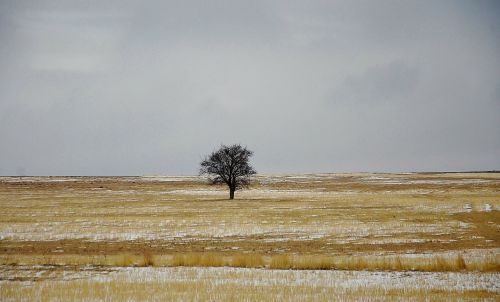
[199,144,256,199]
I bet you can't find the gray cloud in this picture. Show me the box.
[330,61,420,105]
[0,0,499,175]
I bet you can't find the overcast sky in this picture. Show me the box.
[0,0,499,175]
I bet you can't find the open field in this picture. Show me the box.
[1,173,499,300]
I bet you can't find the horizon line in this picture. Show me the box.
[1,170,499,178]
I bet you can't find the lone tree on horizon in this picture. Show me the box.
[199,144,256,200]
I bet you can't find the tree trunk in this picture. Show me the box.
[229,187,235,200]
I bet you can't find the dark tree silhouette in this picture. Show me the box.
[200,144,256,199]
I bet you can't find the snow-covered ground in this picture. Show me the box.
[2,266,498,292]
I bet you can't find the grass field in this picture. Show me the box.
[0,173,499,301]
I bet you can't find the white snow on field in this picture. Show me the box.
[0,177,83,183]
[359,177,496,185]
[139,176,204,182]
[167,189,225,195]
[256,173,498,185]
[111,267,498,292]
[0,213,460,241]
[1,173,497,242]
[3,266,497,293]
[0,176,206,183]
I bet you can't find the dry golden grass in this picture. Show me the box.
[0,266,498,301]
[332,253,472,272]
[3,251,496,272]
[170,252,226,267]
[292,255,334,270]
[269,254,292,269]
[112,253,135,267]
[141,250,155,267]
[230,253,265,268]
[0,173,499,300]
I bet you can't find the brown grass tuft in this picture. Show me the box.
[231,254,264,268]
[141,250,155,267]
[456,253,466,270]
[269,254,292,269]
[200,253,226,267]
[169,253,226,267]
[113,254,135,267]
[292,255,334,270]
[170,254,186,267]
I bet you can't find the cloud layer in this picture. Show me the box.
[1,0,499,175]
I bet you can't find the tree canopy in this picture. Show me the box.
[199,144,256,199]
